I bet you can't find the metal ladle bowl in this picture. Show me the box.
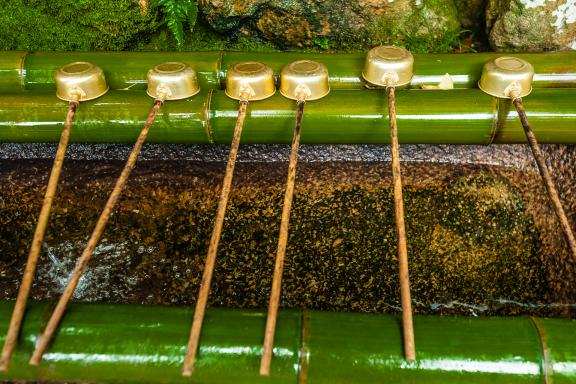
[147,62,200,101]
[280,60,330,101]
[362,46,414,88]
[55,62,108,102]
[225,62,275,101]
[478,57,534,99]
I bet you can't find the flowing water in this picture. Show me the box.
[0,143,574,317]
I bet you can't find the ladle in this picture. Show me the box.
[362,45,416,362]
[479,57,576,260]
[0,61,108,371]
[260,60,330,376]
[28,62,199,366]
[182,62,275,377]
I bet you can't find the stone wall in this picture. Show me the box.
[487,0,576,51]
[1,0,575,52]
[199,0,576,51]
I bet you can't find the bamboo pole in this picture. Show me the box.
[0,100,77,372]
[3,51,575,93]
[182,99,249,376]
[260,100,305,376]
[387,86,415,361]
[1,301,574,383]
[513,97,576,259]
[28,98,163,366]
[3,89,576,145]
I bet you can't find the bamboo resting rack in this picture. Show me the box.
[0,51,576,382]
[1,51,575,91]
[0,89,575,144]
[0,51,575,145]
[0,300,575,383]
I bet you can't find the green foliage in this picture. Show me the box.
[0,0,468,53]
[152,0,198,48]
[0,0,159,51]
[313,37,330,50]
[393,27,468,54]
[137,18,278,52]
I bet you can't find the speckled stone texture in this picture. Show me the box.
[487,0,576,51]
[1,158,574,317]
[198,0,460,48]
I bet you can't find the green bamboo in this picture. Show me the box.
[537,318,576,384]
[0,51,25,92]
[222,51,576,90]
[1,89,576,144]
[24,51,221,92]
[0,51,574,93]
[0,90,212,144]
[0,301,575,383]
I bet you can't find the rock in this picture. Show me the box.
[453,0,488,30]
[487,0,576,51]
[199,0,462,50]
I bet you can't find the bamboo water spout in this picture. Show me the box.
[0,61,108,371]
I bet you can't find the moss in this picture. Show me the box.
[488,2,558,52]
[0,0,277,53]
[320,0,465,53]
[0,0,473,53]
[363,0,465,54]
[0,160,565,316]
[0,0,160,51]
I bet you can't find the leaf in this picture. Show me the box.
[187,0,198,33]
[153,0,197,48]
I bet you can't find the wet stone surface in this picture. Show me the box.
[0,159,574,317]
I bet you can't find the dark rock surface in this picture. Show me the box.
[1,159,574,316]
[199,0,461,50]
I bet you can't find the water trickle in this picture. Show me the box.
[37,240,139,301]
